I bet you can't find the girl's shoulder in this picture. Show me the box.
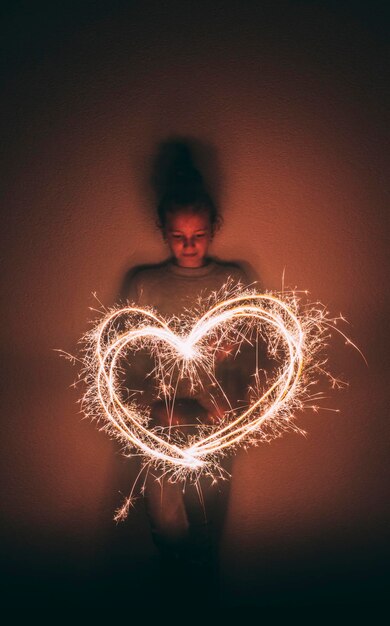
[129,259,170,281]
[213,258,258,289]
[120,260,172,303]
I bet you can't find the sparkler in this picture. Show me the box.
[57,279,363,520]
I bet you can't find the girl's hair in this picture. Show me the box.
[155,158,223,236]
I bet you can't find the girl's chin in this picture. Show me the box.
[179,256,202,266]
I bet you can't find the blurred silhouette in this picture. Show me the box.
[118,137,261,605]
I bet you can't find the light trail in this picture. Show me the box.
[63,278,362,500]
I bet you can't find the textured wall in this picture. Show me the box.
[1,0,389,607]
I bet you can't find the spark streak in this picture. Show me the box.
[62,279,361,496]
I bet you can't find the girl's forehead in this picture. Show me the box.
[166,208,210,231]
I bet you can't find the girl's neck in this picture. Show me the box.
[168,256,217,276]
[171,256,212,269]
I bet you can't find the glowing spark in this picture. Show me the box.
[58,278,363,504]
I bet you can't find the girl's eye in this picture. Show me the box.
[196,234,205,238]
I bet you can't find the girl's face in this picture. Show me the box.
[164,207,213,268]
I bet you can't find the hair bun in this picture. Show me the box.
[167,154,203,194]
[153,139,222,233]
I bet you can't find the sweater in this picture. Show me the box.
[124,257,251,317]
[121,256,256,417]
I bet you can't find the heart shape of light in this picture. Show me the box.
[82,286,307,476]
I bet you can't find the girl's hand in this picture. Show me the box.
[206,337,235,363]
[150,398,227,428]
[206,405,227,424]
[150,398,210,427]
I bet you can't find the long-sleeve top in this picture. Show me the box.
[120,256,258,418]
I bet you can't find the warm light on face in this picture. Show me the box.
[164,207,213,268]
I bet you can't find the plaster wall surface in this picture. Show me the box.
[1,0,388,607]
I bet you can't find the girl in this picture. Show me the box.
[123,155,254,602]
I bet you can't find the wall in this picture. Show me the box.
[1,0,389,607]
